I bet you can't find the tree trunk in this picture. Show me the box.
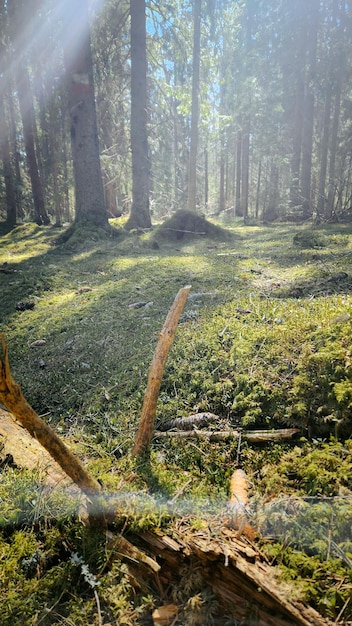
[187,0,202,212]
[289,3,307,211]
[7,0,49,225]
[219,143,225,213]
[300,0,319,219]
[241,124,250,221]
[0,92,17,226]
[316,79,332,219]
[16,62,50,225]
[263,160,279,222]
[204,147,209,210]
[326,67,342,220]
[62,0,109,230]
[235,132,242,216]
[8,82,24,219]
[126,0,151,229]
[255,159,262,219]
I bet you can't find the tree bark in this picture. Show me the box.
[16,63,50,225]
[187,0,202,212]
[235,132,242,216]
[0,92,17,226]
[326,66,342,220]
[300,0,319,219]
[241,124,250,221]
[264,160,279,222]
[126,0,152,229]
[62,0,109,229]
[317,79,332,219]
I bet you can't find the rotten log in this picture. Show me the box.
[138,526,334,626]
[154,427,300,443]
[132,285,191,457]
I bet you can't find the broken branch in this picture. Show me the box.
[132,285,191,457]
[154,428,300,443]
[0,334,101,498]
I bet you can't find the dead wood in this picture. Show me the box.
[0,406,159,570]
[226,468,256,539]
[0,334,101,498]
[0,407,78,492]
[158,412,218,431]
[137,526,333,626]
[132,285,191,457]
[154,427,300,443]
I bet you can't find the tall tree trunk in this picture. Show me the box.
[0,4,16,226]
[7,0,49,225]
[235,132,242,216]
[289,3,307,210]
[0,92,17,226]
[187,0,202,212]
[62,0,108,230]
[316,79,332,220]
[300,0,319,219]
[8,83,24,219]
[255,159,262,220]
[264,160,279,222]
[204,147,209,210]
[241,123,250,221]
[290,71,305,210]
[127,0,151,229]
[219,142,225,214]
[326,74,342,220]
[16,63,50,225]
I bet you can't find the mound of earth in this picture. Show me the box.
[153,209,234,243]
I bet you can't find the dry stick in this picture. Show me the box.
[132,285,192,457]
[154,428,300,443]
[0,334,101,497]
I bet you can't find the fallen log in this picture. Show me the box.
[137,525,334,626]
[154,427,300,443]
[0,407,334,624]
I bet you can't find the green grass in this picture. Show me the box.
[0,218,352,623]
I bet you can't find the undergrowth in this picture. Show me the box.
[0,219,352,623]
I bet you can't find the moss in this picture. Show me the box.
[152,209,236,243]
[1,220,352,621]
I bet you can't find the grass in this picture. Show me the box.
[0,216,352,623]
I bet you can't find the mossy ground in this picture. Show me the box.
[0,217,352,624]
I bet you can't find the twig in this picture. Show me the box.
[94,588,103,626]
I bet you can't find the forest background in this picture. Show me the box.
[0,0,351,228]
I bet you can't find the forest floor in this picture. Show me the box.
[0,215,351,625]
